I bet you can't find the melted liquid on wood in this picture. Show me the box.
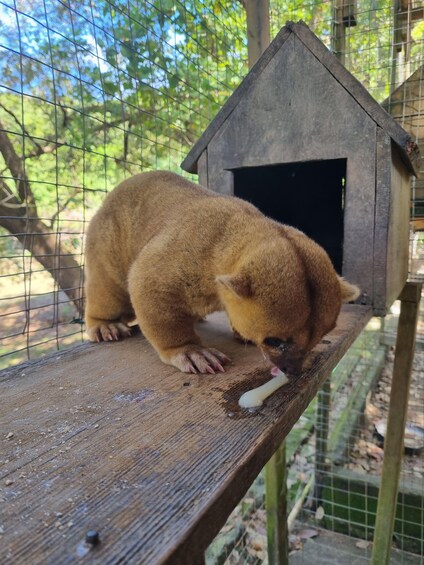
[217,369,271,419]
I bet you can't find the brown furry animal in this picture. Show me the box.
[84,171,359,375]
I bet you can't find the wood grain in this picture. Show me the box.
[371,283,421,564]
[386,149,411,308]
[266,442,288,564]
[374,127,392,314]
[206,35,376,299]
[197,150,208,187]
[0,307,371,564]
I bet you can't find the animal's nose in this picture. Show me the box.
[274,356,305,377]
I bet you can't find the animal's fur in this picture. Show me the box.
[84,171,359,375]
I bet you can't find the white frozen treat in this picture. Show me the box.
[238,369,288,408]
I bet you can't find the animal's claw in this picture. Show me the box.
[171,347,231,374]
[88,322,132,342]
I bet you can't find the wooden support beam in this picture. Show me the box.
[332,0,346,64]
[314,377,331,500]
[266,441,289,564]
[245,0,270,69]
[371,282,422,565]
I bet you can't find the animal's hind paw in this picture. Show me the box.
[87,322,132,342]
[169,346,230,374]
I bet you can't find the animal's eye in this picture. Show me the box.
[263,337,293,350]
[264,337,284,348]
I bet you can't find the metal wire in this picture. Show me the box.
[0,0,247,368]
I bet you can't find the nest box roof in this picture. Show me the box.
[181,21,420,176]
[382,64,424,144]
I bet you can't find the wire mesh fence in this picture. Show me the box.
[1,0,423,563]
[0,0,247,367]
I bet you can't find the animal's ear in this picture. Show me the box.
[216,274,252,298]
[338,276,360,302]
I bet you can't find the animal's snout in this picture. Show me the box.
[267,349,306,377]
[274,358,304,377]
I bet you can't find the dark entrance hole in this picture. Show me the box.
[233,159,346,274]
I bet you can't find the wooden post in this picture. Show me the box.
[245,0,270,69]
[331,0,346,64]
[314,377,331,502]
[266,441,289,565]
[245,7,278,565]
[371,282,422,565]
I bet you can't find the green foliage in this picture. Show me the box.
[271,0,332,38]
[271,0,424,103]
[0,0,248,224]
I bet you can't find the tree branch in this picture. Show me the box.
[0,177,26,212]
[49,187,81,228]
[0,119,36,209]
[91,115,131,134]
[0,102,69,160]
[25,140,67,159]
[0,102,45,155]
[0,185,26,210]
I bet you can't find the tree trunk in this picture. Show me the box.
[0,119,84,317]
[1,215,84,316]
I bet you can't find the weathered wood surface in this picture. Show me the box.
[265,442,288,564]
[382,65,424,203]
[386,149,411,309]
[383,65,424,186]
[197,149,208,188]
[206,33,376,301]
[371,282,422,565]
[290,22,419,175]
[180,25,292,174]
[0,306,371,564]
[373,127,392,314]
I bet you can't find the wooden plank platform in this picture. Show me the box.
[0,306,371,564]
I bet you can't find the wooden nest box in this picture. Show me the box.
[182,21,420,316]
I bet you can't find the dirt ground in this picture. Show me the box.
[0,265,82,369]
[345,345,424,482]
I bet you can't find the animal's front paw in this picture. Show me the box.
[167,346,231,374]
[87,321,132,342]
